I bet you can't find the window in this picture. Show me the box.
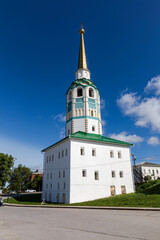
[110,151,114,158]
[58,152,60,159]
[82,169,87,177]
[65,149,68,156]
[79,109,81,116]
[56,193,59,203]
[92,126,95,131]
[52,154,54,161]
[118,151,122,158]
[112,171,116,178]
[119,171,123,178]
[92,149,96,156]
[91,110,94,117]
[68,129,70,135]
[50,183,52,189]
[59,171,61,178]
[69,91,72,100]
[110,185,116,196]
[156,170,159,174]
[77,87,83,97]
[152,170,155,175]
[50,173,52,179]
[89,88,94,97]
[121,185,126,194]
[46,183,48,189]
[63,171,65,178]
[95,171,99,180]
[148,169,151,173]
[64,183,66,189]
[62,150,64,158]
[49,155,51,162]
[80,147,85,155]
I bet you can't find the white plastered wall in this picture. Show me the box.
[69,139,134,203]
[42,139,70,203]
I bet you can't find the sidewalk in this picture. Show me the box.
[4,203,160,211]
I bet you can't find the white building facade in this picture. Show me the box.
[42,27,134,203]
[134,162,160,182]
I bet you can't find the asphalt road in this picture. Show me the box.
[0,206,160,240]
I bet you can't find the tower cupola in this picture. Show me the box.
[65,27,102,136]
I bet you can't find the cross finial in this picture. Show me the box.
[80,22,84,30]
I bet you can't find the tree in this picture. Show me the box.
[9,164,32,192]
[144,175,152,182]
[0,153,14,188]
[31,175,42,191]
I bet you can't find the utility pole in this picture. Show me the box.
[131,153,136,166]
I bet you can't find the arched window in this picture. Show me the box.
[91,110,94,117]
[77,87,83,97]
[79,109,81,116]
[69,91,72,100]
[89,88,94,97]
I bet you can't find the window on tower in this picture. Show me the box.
[77,87,83,97]
[91,110,94,117]
[69,91,72,100]
[89,88,94,97]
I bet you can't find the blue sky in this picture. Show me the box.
[1,0,160,170]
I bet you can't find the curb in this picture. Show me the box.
[4,203,160,211]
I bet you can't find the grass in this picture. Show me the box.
[4,179,160,208]
[4,194,42,205]
[71,193,160,208]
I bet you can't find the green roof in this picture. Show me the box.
[66,78,99,94]
[70,131,133,146]
[42,131,133,152]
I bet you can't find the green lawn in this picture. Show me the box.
[71,193,160,208]
[4,192,160,208]
[4,194,42,205]
[4,180,160,208]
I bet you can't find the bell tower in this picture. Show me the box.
[65,27,102,136]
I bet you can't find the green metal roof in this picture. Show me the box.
[42,131,133,152]
[70,131,133,146]
[66,78,99,94]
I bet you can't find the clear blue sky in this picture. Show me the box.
[1,0,160,170]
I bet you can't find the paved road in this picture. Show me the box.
[0,207,160,240]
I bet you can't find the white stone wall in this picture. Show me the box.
[87,118,102,135]
[70,139,134,203]
[66,120,71,136]
[42,138,134,204]
[42,139,70,203]
[73,118,85,133]
[75,69,90,80]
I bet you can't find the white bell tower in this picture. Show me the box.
[65,27,102,136]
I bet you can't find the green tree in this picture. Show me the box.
[0,153,14,188]
[9,164,32,192]
[31,175,42,191]
[144,175,152,182]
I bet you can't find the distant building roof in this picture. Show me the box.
[42,131,133,152]
[136,162,160,167]
[32,172,43,175]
